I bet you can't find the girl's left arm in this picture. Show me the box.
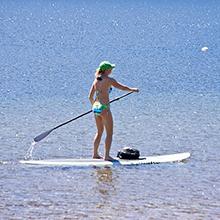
[88,83,95,105]
[110,78,139,92]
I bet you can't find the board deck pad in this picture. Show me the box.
[20,152,190,167]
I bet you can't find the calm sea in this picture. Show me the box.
[0,0,220,219]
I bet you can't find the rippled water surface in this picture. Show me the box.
[0,0,220,219]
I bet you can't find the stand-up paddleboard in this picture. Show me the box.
[20,152,190,167]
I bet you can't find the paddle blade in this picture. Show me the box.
[34,129,54,142]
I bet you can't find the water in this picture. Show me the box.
[24,141,36,159]
[1,0,220,219]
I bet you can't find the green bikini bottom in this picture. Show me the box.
[92,101,109,115]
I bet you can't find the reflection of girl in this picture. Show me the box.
[89,61,139,161]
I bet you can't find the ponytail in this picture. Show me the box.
[95,69,104,80]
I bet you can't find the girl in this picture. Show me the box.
[89,61,139,161]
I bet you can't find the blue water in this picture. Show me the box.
[1,0,220,219]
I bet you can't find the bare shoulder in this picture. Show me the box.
[108,77,117,84]
[108,77,121,87]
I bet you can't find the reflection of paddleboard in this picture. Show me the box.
[19,152,190,167]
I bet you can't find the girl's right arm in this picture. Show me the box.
[110,78,139,92]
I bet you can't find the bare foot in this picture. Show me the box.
[93,155,103,159]
[104,156,115,161]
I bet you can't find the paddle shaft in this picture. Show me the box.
[54,91,133,130]
[34,91,134,142]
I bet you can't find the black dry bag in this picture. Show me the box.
[117,147,140,160]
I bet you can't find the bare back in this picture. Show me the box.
[93,76,112,104]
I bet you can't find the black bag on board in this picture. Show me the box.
[117,147,140,160]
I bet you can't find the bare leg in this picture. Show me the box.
[93,115,104,159]
[102,110,114,161]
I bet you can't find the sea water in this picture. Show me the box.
[0,0,220,219]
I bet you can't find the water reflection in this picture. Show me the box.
[94,167,117,197]
[92,167,118,216]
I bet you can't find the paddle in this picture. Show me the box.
[34,91,134,142]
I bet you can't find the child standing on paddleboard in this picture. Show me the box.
[89,61,139,161]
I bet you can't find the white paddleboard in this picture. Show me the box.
[20,152,190,167]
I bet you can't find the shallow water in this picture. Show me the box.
[0,0,220,219]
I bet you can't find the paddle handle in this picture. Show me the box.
[109,91,134,104]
